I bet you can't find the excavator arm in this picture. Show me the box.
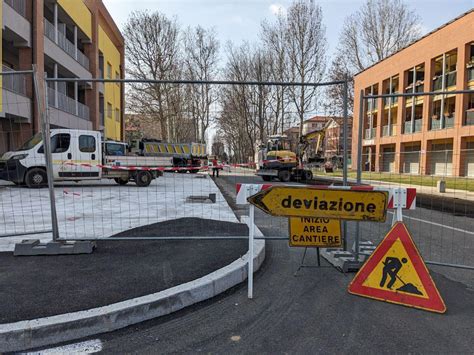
[296,128,326,163]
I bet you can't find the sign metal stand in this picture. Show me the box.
[294,247,323,276]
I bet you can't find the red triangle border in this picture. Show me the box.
[348,222,446,313]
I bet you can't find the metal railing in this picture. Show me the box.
[2,66,27,95]
[430,119,442,130]
[47,86,90,120]
[445,115,455,128]
[468,67,474,82]
[433,71,457,91]
[367,99,377,112]
[404,119,422,134]
[364,127,376,139]
[446,71,456,87]
[465,110,474,125]
[43,18,90,71]
[405,83,424,94]
[383,94,398,107]
[382,124,396,137]
[4,0,26,17]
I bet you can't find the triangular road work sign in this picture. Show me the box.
[348,222,446,313]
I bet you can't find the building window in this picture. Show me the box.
[107,102,113,118]
[465,93,474,125]
[115,71,120,86]
[115,108,120,122]
[467,43,474,82]
[107,62,112,79]
[432,50,457,91]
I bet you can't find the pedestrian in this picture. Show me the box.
[212,157,219,178]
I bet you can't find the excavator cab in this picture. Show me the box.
[260,135,298,170]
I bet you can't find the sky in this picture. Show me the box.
[103,0,473,61]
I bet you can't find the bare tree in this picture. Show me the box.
[261,13,290,134]
[327,0,421,114]
[123,11,182,141]
[183,26,219,142]
[285,0,327,137]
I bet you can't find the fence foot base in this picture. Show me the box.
[13,240,96,256]
[320,248,365,273]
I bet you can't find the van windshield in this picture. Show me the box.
[19,133,42,151]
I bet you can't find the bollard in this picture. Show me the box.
[437,180,446,193]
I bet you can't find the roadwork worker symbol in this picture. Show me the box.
[379,256,423,295]
[348,223,446,313]
[380,257,407,290]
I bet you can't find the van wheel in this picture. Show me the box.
[135,171,152,187]
[278,170,291,182]
[262,175,272,181]
[114,177,129,185]
[25,168,47,188]
[304,170,313,181]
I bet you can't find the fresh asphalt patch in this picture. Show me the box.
[0,217,248,324]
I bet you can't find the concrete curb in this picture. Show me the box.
[0,219,265,352]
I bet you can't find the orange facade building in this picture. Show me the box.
[352,10,474,177]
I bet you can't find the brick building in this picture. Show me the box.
[352,10,474,176]
[323,117,352,159]
[0,0,124,154]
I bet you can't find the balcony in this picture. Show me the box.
[364,128,376,140]
[2,66,27,96]
[382,124,396,137]
[404,120,422,134]
[44,18,90,71]
[47,87,90,121]
[4,0,26,17]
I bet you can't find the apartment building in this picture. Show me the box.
[352,10,474,177]
[0,0,124,154]
[323,117,352,159]
[302,115,329,135]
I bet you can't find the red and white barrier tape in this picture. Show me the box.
[62,161,256,172]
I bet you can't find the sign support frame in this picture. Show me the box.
[294,247,323,276]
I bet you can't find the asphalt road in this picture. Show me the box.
[27,171,474,354]
[0,218,248,323]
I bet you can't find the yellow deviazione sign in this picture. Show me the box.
[248,186,388,222]
[289,217,342,247]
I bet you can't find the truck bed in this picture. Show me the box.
[105,155,174,167]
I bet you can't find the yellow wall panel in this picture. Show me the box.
[57,0,92,39]
[99,25,122,140]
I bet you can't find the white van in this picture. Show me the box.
[0,129,172,187]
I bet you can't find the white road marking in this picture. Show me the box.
[22,339,103,354]
[388,211,474,235]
